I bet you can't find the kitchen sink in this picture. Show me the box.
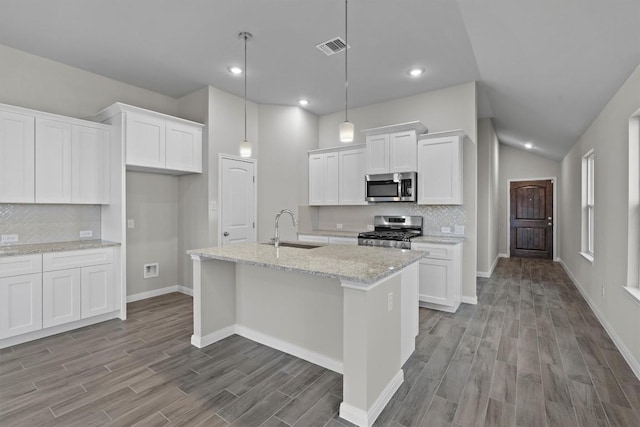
[263,241,323,249]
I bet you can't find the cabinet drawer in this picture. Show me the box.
[328,236,358,245]
[412,243,452,260]
[43,248,113,272]
[0,255,42,278]
[298,235,329,244]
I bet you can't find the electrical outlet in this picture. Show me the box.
[79,230,93,238]
[441,226,451,233]
[127,219,135,229]
[336,223,343,230]
[367,224,374,231]
[387,292,393,312]
[1,234,18,244]
[454,225,465,235]
[143,263,159,279]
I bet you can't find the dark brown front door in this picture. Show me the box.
[510,179,553,259]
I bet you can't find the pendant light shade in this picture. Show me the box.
[239,31,252,158]
[340,0,354,143]
[339,121,354,143]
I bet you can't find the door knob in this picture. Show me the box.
[223,232,229,237]
[548,217,552,220]
[548,223,553,226]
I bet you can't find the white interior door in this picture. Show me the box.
[220,157,256,246]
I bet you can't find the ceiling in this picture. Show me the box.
[0,0,638,160]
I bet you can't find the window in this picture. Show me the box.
[581,149,595,260]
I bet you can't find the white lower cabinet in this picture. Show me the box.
[298,234,329,244]
[412,242,463,313]
[81,264,114,318]
[298,234,358,245]
[43,268,81,328]
[0,273,42,339]
[0,247,116,345]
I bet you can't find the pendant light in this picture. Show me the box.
[239,31,252,158]
[339,0,354,143]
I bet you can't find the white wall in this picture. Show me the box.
[318,82,479,300]
[559,65,640,375]
[477,118,500,275]
[257,105,318,242]
[126,172,179,295]
[498,144,561,256]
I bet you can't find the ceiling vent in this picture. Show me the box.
[316,37,350,56]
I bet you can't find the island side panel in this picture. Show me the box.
[341,272,403,426]
[235,264,344,372]
[191,256,237,347]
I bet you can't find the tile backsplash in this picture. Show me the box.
[314,203,466,237]
[0,204,101,245]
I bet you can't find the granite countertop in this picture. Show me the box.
[297,230,361,238]
[0,240,121,257]
[188,242,424,285]
[412,235,465,245]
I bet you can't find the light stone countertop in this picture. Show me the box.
[188,242,425,285]
[412,236,465,245]
[297,230,362,238]
[0,240,121,257]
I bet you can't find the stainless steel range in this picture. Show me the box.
[358,215,423,249]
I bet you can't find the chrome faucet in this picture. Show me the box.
[273,209,297,248]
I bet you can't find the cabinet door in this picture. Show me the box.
[0,111,35,203]
[43,268,81,328]
[35,118,72,203]
[298,234,329,243]
[0,273,42,339]
[308,154,324,205]
[418,258,453,306]
[324,152,340,205]
[389,130,417,172]
[417,136,463,205]
[125,112,166,168]
[328,236,358,245]
[166,121,202,173]
[81,264,113,319]
[339,148,366,205]
[71,125,110,204]
[365,134,390,174]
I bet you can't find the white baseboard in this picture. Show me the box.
[477,253,501,278]
[557,258,640,381]
[0,311,120,349]
[461,296,478,305]
[127,285,193,303]
[236,325,343,374]
[339,369,404,427]
[499,253,509,258]
[191,325,236,348]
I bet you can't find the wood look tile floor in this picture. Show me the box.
[1,258,640,426]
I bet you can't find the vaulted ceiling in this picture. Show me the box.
[0,0,638,160]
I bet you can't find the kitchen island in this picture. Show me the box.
[187,242,424,427]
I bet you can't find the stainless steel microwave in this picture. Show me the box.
[365,172,417,202]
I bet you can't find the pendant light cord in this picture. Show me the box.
[243,33,248,142]
[344,0,349,122]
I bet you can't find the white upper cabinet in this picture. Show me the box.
[308,145,366,206]
[71,125,110,204]
[339,148,366,205]
[96,103,203,175]
[35,118,73,203]
[363,121,427,175]
[417,131,465,205]
[166,121,203,173]
[0,103,111,205]
[0,111,35,203]
[365,134,389,175]
[389,130,418,172]
[125,112,166,169]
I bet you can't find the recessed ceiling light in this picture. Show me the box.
[408,68,425,77]
[228,66,243,75]
[298,99,310,106]
[525,143,533,149]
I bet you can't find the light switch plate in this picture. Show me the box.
[127,219,135,229]
[455,225,465,235]
[1,234,18,244]
[441,227,451,233]
[367,224,374,231]
[336,223,343,229]
[79,230,93,238]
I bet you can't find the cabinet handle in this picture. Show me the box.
[223,232,229,237]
